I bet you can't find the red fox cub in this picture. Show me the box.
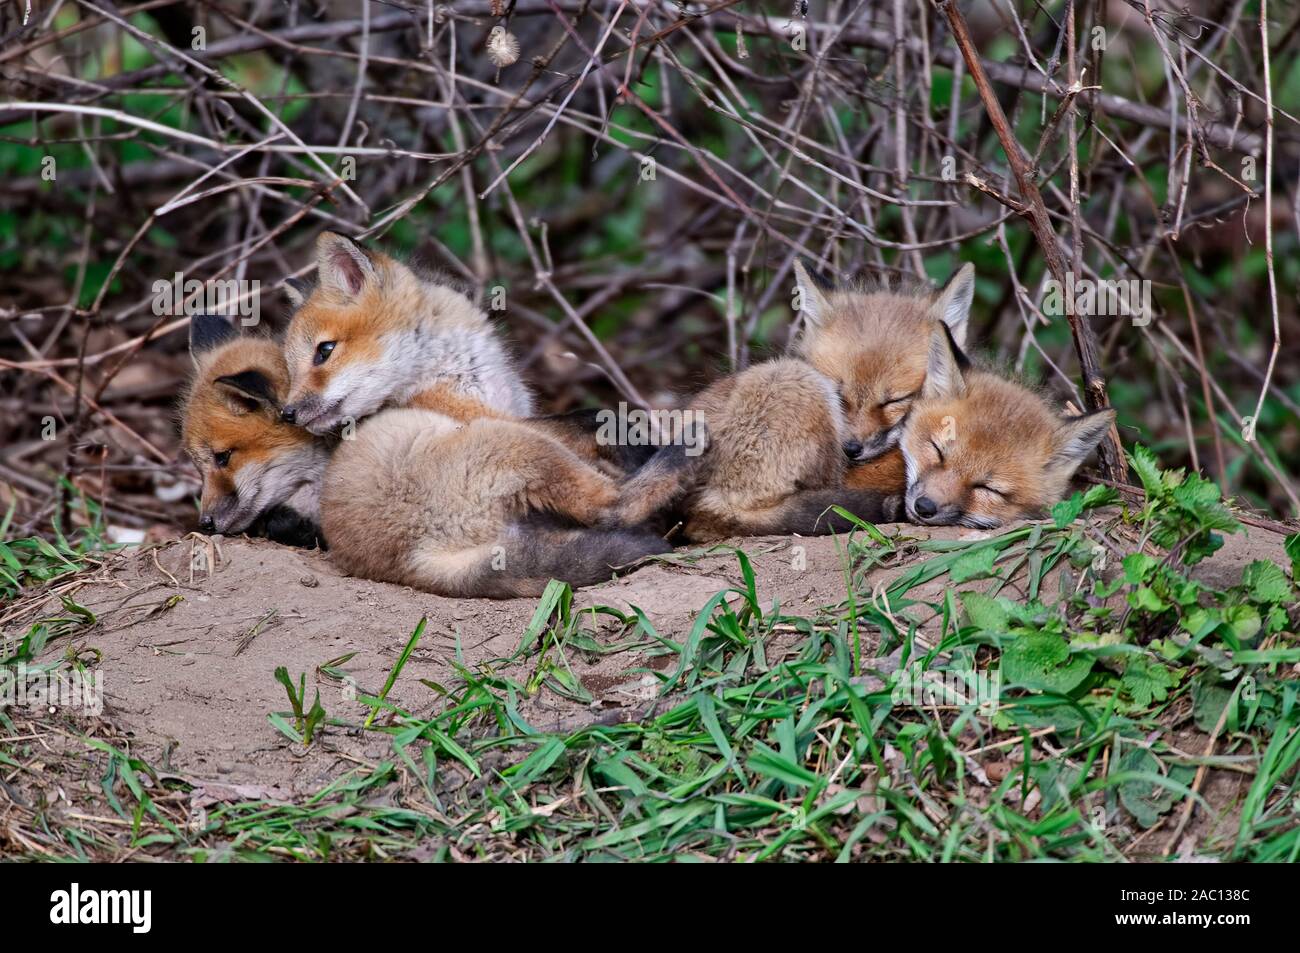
[280,231,643,472]
[320,408,675,598]
[281,231,532,432]
[674,358,903,541]
[899,322,1115,528]
[181,315,329,547]
[793,259,974,464]
[666,261,975,540]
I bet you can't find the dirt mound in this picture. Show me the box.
[15,529,896,793]
[5,516,1289,813]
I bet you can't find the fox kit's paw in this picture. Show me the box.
[253,505,327,549]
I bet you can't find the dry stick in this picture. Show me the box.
[540,0,801,256]
[72,0,364,210]
[479,0,631,198]
[4,2,1264,154]
[1249,1,1282,453]
[935,0,1127,484]
[335,0,371,152]
[722,8,1263,154]
[1164,236,1227,483]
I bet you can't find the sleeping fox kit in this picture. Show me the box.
[179,235,1114,597]
[898,322,1115,529]
[662,261,973,541]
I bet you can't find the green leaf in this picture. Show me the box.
[1191,675,1235,733]
[1242,560,1291,604]
[1128,586,1168,612]
[1285,533,1300,579]
[950,546,998,584]
[1128,445,1163,497]
[1051,493,1084,529]
[1117,749,1194,829]
[960,591,1009,633]
[1120,655,1177,709]
[1122,552,1157,585]
[1000,632,1092,694]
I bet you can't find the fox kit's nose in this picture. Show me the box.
[914,496,938,518]
[280,405,297,424]
[843,440,864,459]
[199,514,216,533]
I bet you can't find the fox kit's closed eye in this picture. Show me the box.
[321,409,675,598]
[793,259,974,464]
[899,323,1116,528]
[281,232,533,434]
[181,315,330,547]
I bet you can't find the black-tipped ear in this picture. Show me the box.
[189,313,239,362]
[283,277,313,308]
[215,370,279,412]
[316,232,377,297]
[922,321,968,399]
[943,322,972,372]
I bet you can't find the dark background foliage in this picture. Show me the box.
[1,0,1297,542]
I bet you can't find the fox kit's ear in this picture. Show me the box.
[214,370,280,414]
[930,262,975,347]
[793,258,834,330]
[282,276,313,308]
[921,321,968,399]
[1048,409,1115,476]
[189,313,239,364]
[316,232,376,297]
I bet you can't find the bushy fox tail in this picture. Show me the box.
[412,518,671,599]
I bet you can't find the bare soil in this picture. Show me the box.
[2,517,1291,842]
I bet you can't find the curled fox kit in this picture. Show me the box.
[179,234,1115,597]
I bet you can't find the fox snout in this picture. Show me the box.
[904,480,966,527]
[280,393,337,433]
[843,427,898,462]
[198,494,243,535]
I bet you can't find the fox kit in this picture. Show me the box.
[659,261,975,541]
[669,358,903,541]
[181,315,330,547]
[281,232,531,432]
[281,232,644,472]
[320,409,676,598]
[793,259,974,464]
[899,323,1115,528]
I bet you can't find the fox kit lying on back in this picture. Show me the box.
[181,315,330,547]
[899,322,1115,528]
[321,410,678,598]
[664,261,975,541]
